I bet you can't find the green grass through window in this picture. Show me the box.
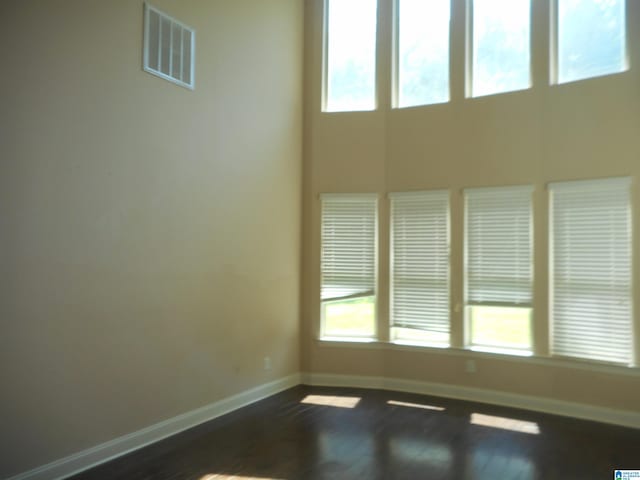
[321,299,531,352]
[323,296,375,337]
[470,306,532,350]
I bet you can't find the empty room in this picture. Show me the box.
[1,0,639,479]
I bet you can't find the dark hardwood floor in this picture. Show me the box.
[68,385,639,480]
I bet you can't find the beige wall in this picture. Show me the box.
[302,0,640,410]
[0,0,302,477]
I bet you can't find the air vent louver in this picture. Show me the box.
[143,3,195,89]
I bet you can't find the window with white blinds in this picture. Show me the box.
[550,178,633,365]
[320,194,377,339]
[465,185,534,352]
[390,191,450,345]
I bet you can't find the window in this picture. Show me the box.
[556,0,627,84]
[324,0,378,112]
[143,3,195,89]
[550,178,633,365]
[320,194,377,339]
[465,186,534,354]
[390,191,450,346]
[470,0,531,97]
[395,0,451,108]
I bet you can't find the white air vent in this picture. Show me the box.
[143,3,195,89]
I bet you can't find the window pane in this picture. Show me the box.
[558,0,627,84]
[472,0,531,97]
[325,0,377,112]
[323,297,376,338]
[470,306,532,351]
[397,0,450,108]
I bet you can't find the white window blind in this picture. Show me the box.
[465,186,533,306]
[321,194,377,302]
[550,178,633,365]
[390,191,450,342]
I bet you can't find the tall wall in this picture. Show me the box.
[302,0,640,411]
[0,1,302,477]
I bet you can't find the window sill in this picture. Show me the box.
[314,338,640,377]
[319,336,378,344]
[468,345,533,357]
[392,339,450,349]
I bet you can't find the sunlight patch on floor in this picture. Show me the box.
[200,475,285,480]
[389,437,452,468]
[301,394,361,408]
[469,446,536,480]
[471,413,540,434]
[387,400,445,411]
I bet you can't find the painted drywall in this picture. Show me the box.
[302,0,640,412]
[0,0,302,477]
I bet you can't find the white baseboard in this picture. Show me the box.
[8,374,301,480]
[302,372,640,429]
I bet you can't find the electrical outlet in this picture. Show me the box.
[263,356,272,371]
[465,359,477,374]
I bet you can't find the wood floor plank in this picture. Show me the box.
[67,386,640,480]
